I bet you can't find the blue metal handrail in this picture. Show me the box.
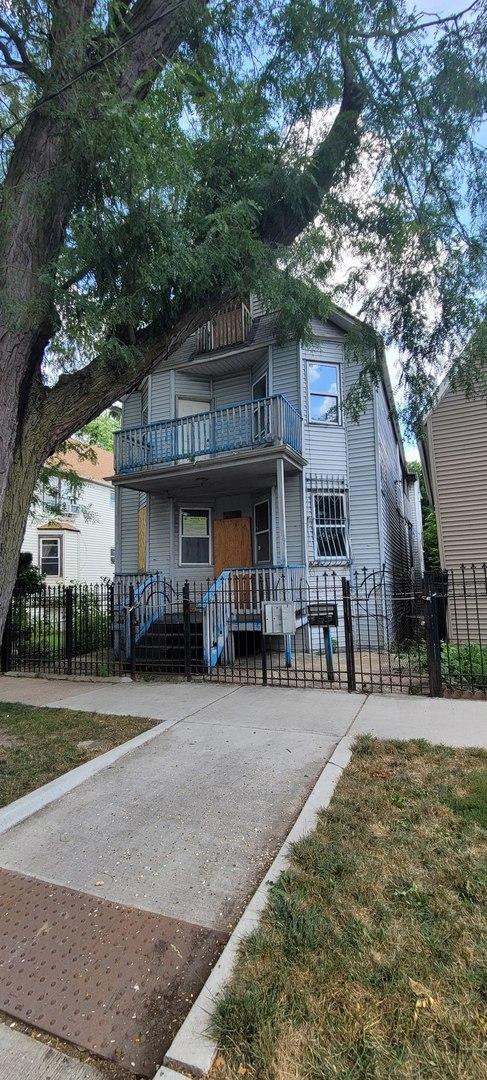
[115,394,303,475]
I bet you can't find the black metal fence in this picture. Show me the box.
[1,583,118,678]
[2,565,487,697]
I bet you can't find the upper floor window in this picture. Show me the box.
[42,476,80,515]
[307,361,341,424]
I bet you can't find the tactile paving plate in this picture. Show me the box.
[0,868,227,1076]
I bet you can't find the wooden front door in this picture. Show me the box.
[213,517,252,578]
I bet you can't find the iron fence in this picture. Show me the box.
[2,565,487,697]
[1,582,118,677]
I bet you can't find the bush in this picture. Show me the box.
[73,589,108,654]
[441,642,487,691]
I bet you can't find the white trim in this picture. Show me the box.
[179,506,212,567]
[305,357,342,426]
[253,497,271,565]
[39,533,63,578]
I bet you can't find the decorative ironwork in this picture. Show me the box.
[2,564,487,698]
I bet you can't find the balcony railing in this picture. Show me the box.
[114,395,302,475]
[196,300,252,353]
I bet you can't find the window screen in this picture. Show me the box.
[180,509,211,564]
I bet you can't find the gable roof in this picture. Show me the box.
[49,442,114,486]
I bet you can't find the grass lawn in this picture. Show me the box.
[0,701,156,806]
[212,736,487,1080]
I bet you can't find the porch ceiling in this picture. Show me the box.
[110,445,305,498]
[176,344,268,377]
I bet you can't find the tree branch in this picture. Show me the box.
[259,48,366,245]
[39,297,225,450]
[0,17,43,81]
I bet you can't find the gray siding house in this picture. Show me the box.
[111,298,421,665]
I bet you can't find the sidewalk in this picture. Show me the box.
[0,676,484,1079]
[0,678,362,1077]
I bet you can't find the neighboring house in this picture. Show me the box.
[111,297,422,664]
[420,378,487,640]
[22,444,115,583]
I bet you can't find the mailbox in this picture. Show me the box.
[262,601,297,636]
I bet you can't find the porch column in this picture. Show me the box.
[276,456,288,565]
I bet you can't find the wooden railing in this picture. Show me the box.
[196,300,252,353]
[114,395,303,474]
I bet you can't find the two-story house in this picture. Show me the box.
[22,443,115,584]
[111,298,422,670]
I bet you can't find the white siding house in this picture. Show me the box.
[111,299,421,662]
[22,444,115,584]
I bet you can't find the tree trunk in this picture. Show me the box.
[0,445,44,652]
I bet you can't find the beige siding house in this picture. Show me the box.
[420,383,487,641]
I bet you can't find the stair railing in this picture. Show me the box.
[124,573,175,658]
[198,571,232,671]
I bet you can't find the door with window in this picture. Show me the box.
[252,373,270,443]
[176,397,211,458]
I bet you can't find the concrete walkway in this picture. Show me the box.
[0,1025,102,1080]
[0,676,485,1080]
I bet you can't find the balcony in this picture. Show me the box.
[196,300,252,353]
[114,395,303,477]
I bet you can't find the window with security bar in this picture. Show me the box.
[314,492,348,559]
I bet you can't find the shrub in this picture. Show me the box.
[441,642,487,691]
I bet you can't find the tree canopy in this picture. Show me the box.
[1,1,485,431]
[0,1,485,633]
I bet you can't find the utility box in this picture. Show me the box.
[262,601,296,636]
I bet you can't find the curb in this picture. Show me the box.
[158,733,353,1079]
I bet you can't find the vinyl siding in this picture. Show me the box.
[427,388,487,642]
[150,370,172,420]
[174,370,211,401]
[271,341,300,408]
[121,391,141,429]
[148,495,172,573]
[212,370,251,408]
[301,339,348,474]
[284,474,305,564]
[118,490,143,574]
[377,383,410,579]
[343,371,381,571]
[428,389,487,567]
